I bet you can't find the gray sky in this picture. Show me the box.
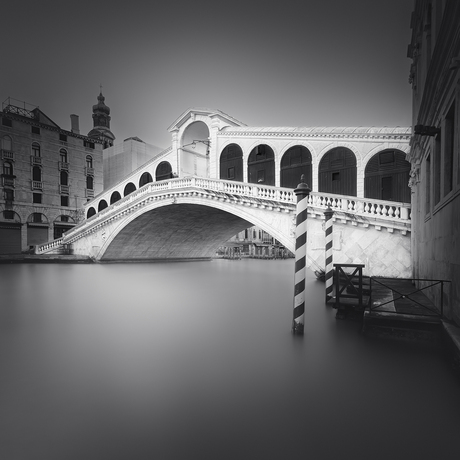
[2,0,414,148]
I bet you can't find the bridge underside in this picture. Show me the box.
[101,204,253,261]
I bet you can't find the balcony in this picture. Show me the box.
[32,181,43,190]
[30,155,42,165]
[86,188,94,198]
[2,176,15,188]
[59,184,70,194]
[85,167,94,176]
[1,149,14,160]
[59,161,69,171]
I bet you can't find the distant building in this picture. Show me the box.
[407,0,460,324]
[87,92,115,148]
[103,136,165,190]
[0,97,103,254]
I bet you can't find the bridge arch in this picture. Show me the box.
[98,199,108,212]
[364,149,411,202]
[156,161,173,181]
[139,172,153,187]
[247,144,275,185]
[280,145,312,189]
[94,198,295,262]
[220,143,243,181]
[110,191,121,204]
[87,207,96,219]
[124,182,136,196]
[318,146,357,196]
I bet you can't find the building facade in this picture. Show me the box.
[407,0,460,324]
[0,98,104,254]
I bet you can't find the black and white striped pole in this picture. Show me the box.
[292,175,311,335]
[324,207,334,303]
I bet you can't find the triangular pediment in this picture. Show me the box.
[167,107,246,132]
[32,108,61,128]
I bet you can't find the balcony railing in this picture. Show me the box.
[31,181,43,190]
[1,149,14,160]
[86,188,94,198]
[30,155,42,165]
[59,161,69,171]
[59,184,70,194]
[85,167,94,176]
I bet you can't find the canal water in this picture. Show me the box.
[1,259,459,460]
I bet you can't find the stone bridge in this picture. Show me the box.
[37,177,412,277]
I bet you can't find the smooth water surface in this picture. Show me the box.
[1,260,459,460]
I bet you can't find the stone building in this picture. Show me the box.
[0,98,104,254]
[407,0,460,324]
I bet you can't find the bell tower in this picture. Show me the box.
[88,89,115,148]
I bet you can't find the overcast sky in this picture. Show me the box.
[2,0,414,148]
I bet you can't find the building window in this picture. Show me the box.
[3,161,13,176]
[60,149,68,163]
[31,126,40,135]
[32,142,41,157]
[332,172,340,181]
[2,118,12,127]
[2,135,12,151]
[61,195,69,207]
[4,189,14,201]
[32,212,43,223]
[379,151,395,165]
[59,133,67,142]
[60,170,68,186]
[227,167,235,180]
[434,132,441,205]
[33,193,42,204]
[84,140,95,149]
[32,166,42,182]
[86,175,94,190]
[3,210,14,219]
[86,155,93,168]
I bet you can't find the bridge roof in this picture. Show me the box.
[219,125,412,139]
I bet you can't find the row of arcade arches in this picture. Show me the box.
[87,161,173,218]
[220,144,411,202]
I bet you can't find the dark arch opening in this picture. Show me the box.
[318,147,357,196]
[110,191,122,204]
[98,200,108,212]
[124,182,136,196]
[87,207,96,219]
[364,149,411,202]
[139,172,153,187]
[220,144,243,181]
[155,162,173,181]
[280,146,312,189]
[248,144,275,185]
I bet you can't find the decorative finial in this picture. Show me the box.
[100,84,103,94]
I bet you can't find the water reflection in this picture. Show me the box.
[1,260,459,460]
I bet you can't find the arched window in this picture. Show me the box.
[86,155,93,169]
[3,161,13,176]
[155,162,173,181]
[60,170,68,186]
[123,182,136,196]
[280,146,312,189]
[110,191,121,204]
[318,147,357,196]
[60,149,68,163]
[87,207,96,218]
[32,142,41,157]
[32,166,41,182]
[248,144,275,185]
[86,175,94,190]
[139,172,153,187]
[2,135,12,151]
[220,144,243,181]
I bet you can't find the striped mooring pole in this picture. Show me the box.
[324,207,334,303]
[292,175,311,335]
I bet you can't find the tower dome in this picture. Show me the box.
[88,90,115,148]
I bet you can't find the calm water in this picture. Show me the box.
[1,259,460,460]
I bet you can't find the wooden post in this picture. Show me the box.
[292,175,311,335]
[324,207,334,303]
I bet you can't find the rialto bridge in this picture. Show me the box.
[37,177,412,277]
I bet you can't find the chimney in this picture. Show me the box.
[70,114,80,134]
